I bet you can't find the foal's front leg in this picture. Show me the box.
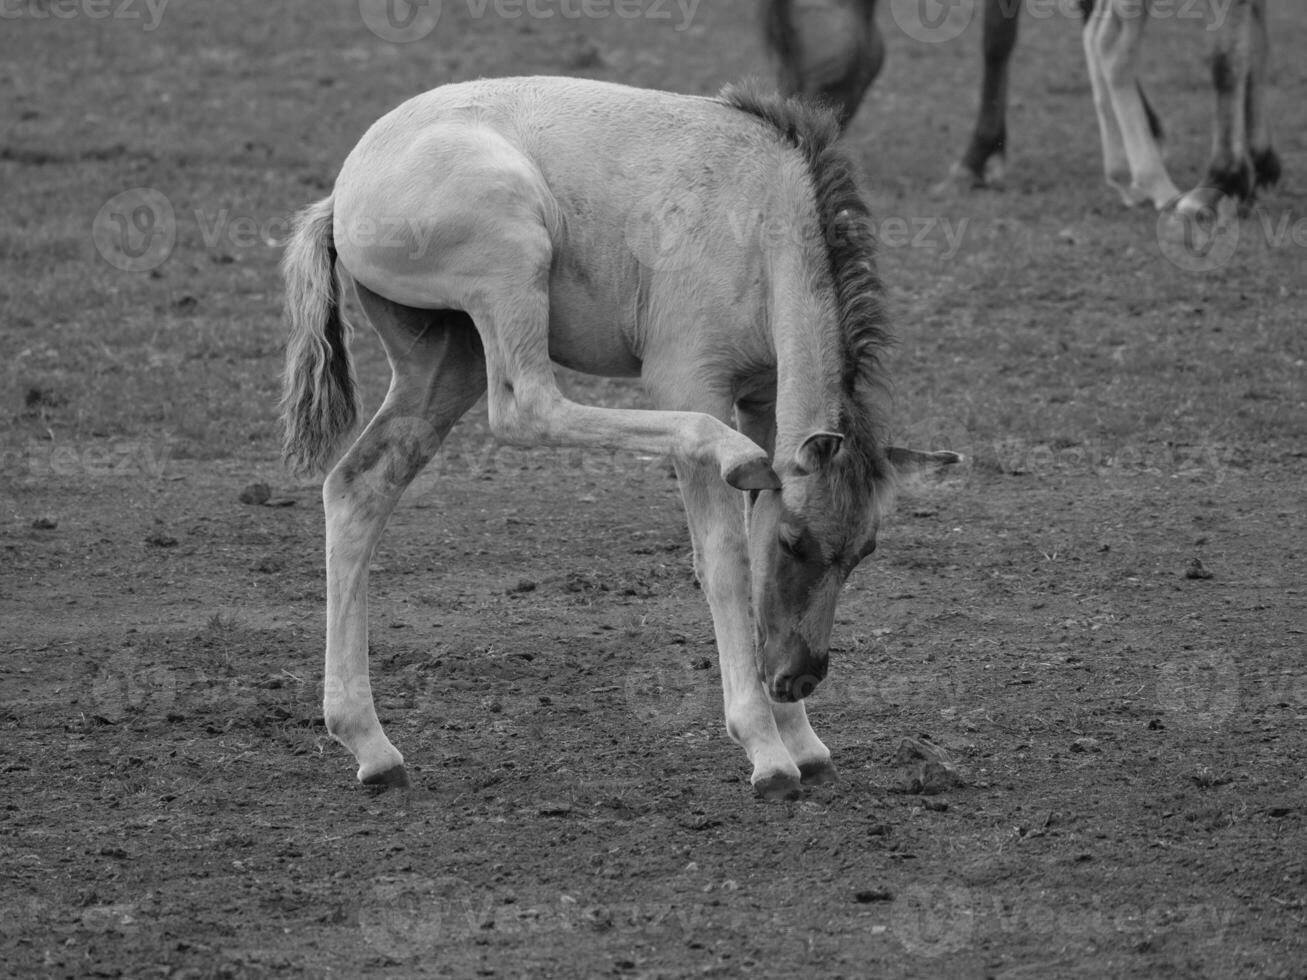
[675,461,804,800]
[463,232,779,491]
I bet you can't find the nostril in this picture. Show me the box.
[791,673,823,699]
[774,670,825,701]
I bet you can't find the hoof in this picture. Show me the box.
[800,759,838,786]
[1108,178,1157,209]
[1174,186,1224,219]
[929,164,980,200]
[1253,146,1282,189]
[752,771,802,802]
[724,456,781,492]
[360,763,410,789]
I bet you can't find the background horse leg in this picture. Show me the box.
[763,0,882,128]
[322,288,486,787]
[1245,0,1282,191]
[674,456,804,800]
[1177,0,1277,216]
[1084,0,1180,208]
[940,0,1021,193]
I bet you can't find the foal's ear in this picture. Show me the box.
[725,457,783,491]
[795,431,845,474]
[886,447,963,475]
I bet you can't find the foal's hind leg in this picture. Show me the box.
[322,288,486,786]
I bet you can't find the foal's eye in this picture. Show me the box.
[778,533,805,561]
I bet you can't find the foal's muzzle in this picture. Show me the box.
[765,643,829,703]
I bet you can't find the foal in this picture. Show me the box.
[281,77,956,800]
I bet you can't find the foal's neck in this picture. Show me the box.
[768,240,847,466]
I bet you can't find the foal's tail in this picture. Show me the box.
[280,196,358,475]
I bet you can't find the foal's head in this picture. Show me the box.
[747,423,889,702]
[720,80,959,699]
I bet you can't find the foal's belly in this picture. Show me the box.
[543,259,643,378]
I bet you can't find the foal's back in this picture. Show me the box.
[332,77,816,379]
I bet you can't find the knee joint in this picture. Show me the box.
[487,383,558,443]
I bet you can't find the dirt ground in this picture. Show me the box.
[2,1,1306,978]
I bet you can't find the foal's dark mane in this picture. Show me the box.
[719,82,891,474]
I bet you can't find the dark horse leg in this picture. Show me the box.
[941,0,1021,190]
